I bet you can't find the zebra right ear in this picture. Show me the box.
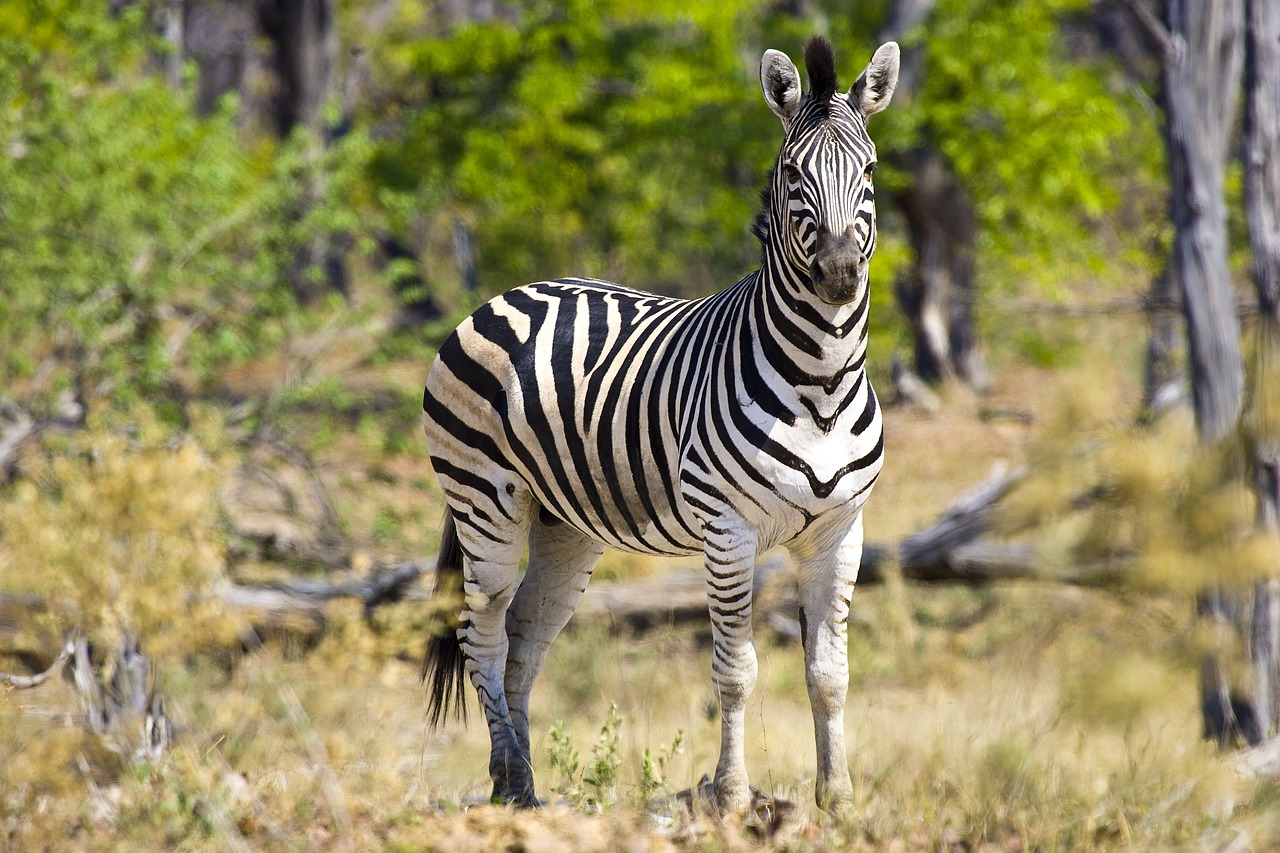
[760,49,802,122]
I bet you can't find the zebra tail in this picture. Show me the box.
[423,510,467,728]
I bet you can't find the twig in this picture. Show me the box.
[0,400,38,472]
[1115,0,1172,58]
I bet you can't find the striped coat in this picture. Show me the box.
[422,36,900,814]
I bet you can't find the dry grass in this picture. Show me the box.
[5,315,1280,850]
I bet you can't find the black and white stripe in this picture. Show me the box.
[421,36,899,814]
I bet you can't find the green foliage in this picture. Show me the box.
[872,0,1162,280]
[370,0,783,302]
[360,0,1164,369]
[0,2,377,413]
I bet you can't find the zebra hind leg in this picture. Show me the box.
[504,511,605,762]
[425,503,535,806]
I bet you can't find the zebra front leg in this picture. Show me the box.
[702,520,759,813]
[454,519,536,806]
[789,512,864,814]
[504,515,605,763]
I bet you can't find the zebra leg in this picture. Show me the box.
[789,512,864,814]
[452,510,537,807]
[504,514,605,761]
[702,520,759,813]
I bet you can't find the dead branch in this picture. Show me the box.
[0,634,73,689]
[897,465,1027,571]
[69,634,172,763]
[218,559,434,619]
[0,400,38,474]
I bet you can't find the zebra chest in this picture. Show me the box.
[682,391,883,538]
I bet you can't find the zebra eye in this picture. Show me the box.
[782,162,802,184]
[863,162,877,181]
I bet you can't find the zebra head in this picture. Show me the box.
[760,37,900,306]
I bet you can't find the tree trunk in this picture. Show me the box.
[1241,0,1280,742]
[177,0,345,305]
[881,0,987,389]
[1150,0,1248,744]
[181,0,263,119]
[259,0,337,138]
[258,0,345,305]
[1163,0,1245,443]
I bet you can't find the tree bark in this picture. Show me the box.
[1240,0,1280,742]
[1146,0,1249,744]
[881,0,986,389]
[176,0,346,304]
[1162,0,1245,443]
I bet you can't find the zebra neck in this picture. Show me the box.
[748,251,871,396]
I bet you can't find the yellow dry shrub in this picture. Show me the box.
[0,411,243,662]
[1065,650,1182,727]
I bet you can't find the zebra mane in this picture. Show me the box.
[804,36,838,102]
[752,36,839,250]
[750,166,774,249]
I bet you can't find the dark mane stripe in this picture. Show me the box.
[803,36,838,102]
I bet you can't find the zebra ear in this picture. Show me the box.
[851,41,900,116]
[760,49,803,122]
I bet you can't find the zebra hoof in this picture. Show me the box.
[491,785,540,809]
[815,781,854,817]
[712,777,752,815]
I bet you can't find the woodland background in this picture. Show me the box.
[2,0,1280,850]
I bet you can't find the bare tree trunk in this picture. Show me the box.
[1241,0,1280,741]
[1142,0,1248,744]
[1088,2,1189,419]
[259,0,337,137]
[181,0,263,119]
[880,0,986,389]
[175,0,345,304]
[1159,0,1246,443]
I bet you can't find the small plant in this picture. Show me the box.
[547,719,581,801]
[545,704,626,811]
[638,728,685,809]
[582,704,624,810]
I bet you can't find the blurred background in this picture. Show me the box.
[2,1,1279,850]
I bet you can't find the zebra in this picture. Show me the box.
[421,35,899,814]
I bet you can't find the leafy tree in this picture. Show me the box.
[0,1,370,416]
[364,0,1161,378]
[368,0,785,307]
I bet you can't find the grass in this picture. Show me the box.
[4,311,1280,850]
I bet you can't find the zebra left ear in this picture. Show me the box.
[761,49,803,122]
[851,41,900,116]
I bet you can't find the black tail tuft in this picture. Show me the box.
[423,510,468,728]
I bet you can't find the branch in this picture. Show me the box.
[0,400,38,473]
[217,559,435,618]
[1115,0,1172,59]
[0,634,73,689]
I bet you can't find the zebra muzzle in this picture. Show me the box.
[810,228,865,305]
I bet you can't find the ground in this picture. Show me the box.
[4,312,1280,851]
